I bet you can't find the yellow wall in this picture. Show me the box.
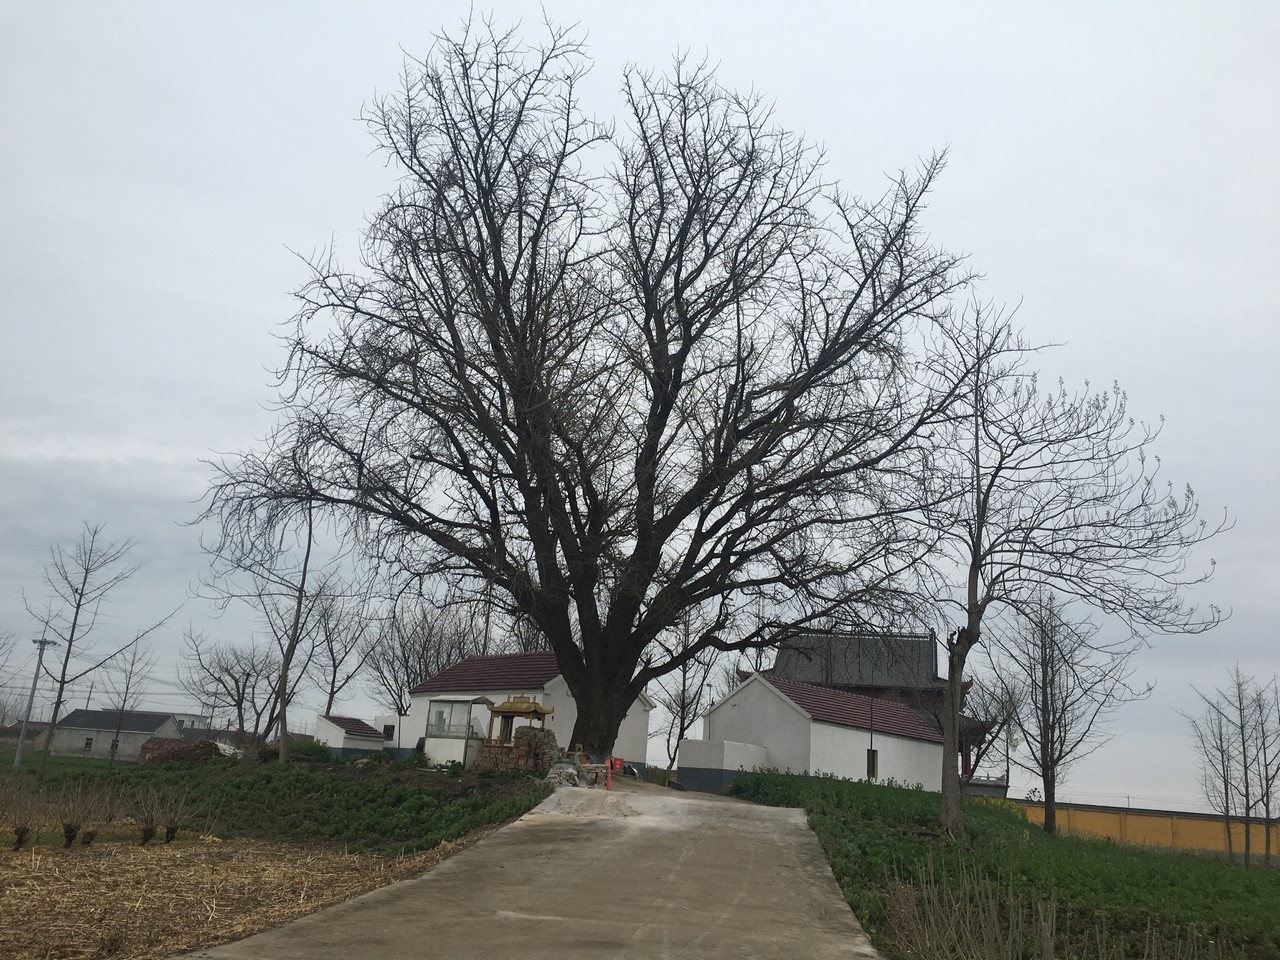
[1020,801,1278,855]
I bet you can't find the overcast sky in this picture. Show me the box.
[2,2,1276,810]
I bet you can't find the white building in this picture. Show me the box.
[679,673,943,792]
[312,715,388,759]
[378,651,655,771]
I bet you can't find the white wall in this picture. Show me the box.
[680,738,768,773]
[704,676,811,774]
[808,722,941,790]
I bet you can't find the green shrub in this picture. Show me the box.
[289,741,333,763]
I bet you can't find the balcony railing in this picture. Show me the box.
[425,722,477,739]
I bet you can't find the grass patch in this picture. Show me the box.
[731,772,1280,959]
[3,756,552,853]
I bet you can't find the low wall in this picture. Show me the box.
[1021,800,1279,855]
[678,739,768,793]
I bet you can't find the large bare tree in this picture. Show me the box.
[207,21,973,755]
[996,594,1151,835]
[923,308,1226,836]
[26,523,171,778]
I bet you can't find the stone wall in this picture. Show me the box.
[473,726,558,773]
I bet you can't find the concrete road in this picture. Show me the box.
[178,780,882,960]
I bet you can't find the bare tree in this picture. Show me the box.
[180,630,305,748]
[950,670,1017,787]
[1187,693,1238,860]
[205,20,974,757]
[1249,678,1280,866]
[105,641,157,770]
[1186,668,1280,866]
[26,523,171,778]
[0,630,13,679]
[196,489,333,763]
[923,308,1226,836]
[310,588,374,715]
[996,594,1151,835]
[362,599,481,715]
[0,632,18,727]
[651,613,719,770]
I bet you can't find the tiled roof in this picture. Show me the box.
[408,651,561,695]
[322,716,384,739]
[762,676,943,744]
[56,709,175,734]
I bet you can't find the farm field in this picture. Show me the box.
[731,772,1280,960]
[0,755,552,959]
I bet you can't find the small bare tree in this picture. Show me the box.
[1187,692,1239,861]
[26,523,171,778]
[1186,668,1280,866]
[362,599,482,715]
[180,630,303,748]
[310,588,374,715]
[651,613,719,770]
[105,641,157,770]
[996,594,1151,835]
[196,489,335,763]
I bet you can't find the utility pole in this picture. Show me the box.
[13,634,59,772]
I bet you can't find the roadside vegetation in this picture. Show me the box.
[2,750,551,853]
[731,771,1280,960]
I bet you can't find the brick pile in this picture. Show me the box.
[473,726,558,773]
[140,737,222,763]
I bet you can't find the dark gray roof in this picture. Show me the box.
[771,632,940,690]
[56,708,176,734]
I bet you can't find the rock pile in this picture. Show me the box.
[473,726,558,773]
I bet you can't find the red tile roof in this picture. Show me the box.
[323,715,385,740]
[408,651,562,695]
[762,676,943,744]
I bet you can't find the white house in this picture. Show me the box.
[678,673,943,793]
[379,651,655,771]
[312,715,388,759]
[39,709,185,762]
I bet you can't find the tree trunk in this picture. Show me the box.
[565,672,631,760]
[1043,770,1057,835]
[940,653,965,836]
[276,507,315,765]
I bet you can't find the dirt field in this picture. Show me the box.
[0,827,497,960]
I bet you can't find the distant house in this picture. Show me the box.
[38,709,185,763]
[313,715,387,759]
[678,673,943,793]
[379,651,654,771]
[767,631,997,786]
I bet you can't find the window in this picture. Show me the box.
[426,701,473,738]
[110,739,120,753]
[866,748,878,780]
[83,738,94,751]
[383,724,396,742]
